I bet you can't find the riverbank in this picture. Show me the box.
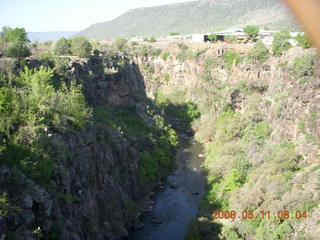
[129,138,206,240]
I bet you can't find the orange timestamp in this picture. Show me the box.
[211,210,308,220]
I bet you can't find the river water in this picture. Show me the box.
[129,139,206,240]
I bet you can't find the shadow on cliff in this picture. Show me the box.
[125,64,222,239]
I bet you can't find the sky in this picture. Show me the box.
[0,0,195,32]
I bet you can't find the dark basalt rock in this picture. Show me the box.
[169,182,179,189]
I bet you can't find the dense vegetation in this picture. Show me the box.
[0,21,318,239]
[54,37,92,57]
[272,30,292,56]
[295,34,312,49]
[0,27,31,58]
[0,32,180,239]
[244,25,259,39]
[137,43,319,240]
[0,66,91,185]
[247,41,269,63]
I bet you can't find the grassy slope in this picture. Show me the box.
[77,0,298,40]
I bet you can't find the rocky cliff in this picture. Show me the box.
[1,42,319,240]
[0,55,176,240]
[134,43,320,239]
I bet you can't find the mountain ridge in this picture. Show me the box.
[77,0,298,40]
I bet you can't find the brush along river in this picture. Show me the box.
[129,138,206,240]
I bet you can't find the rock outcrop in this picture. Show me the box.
[0,56,162,240]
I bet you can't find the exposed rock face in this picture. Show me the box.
[136,46,320,161]
[135,45,320,239]
[1,45,319,239]
[0,56,157,240]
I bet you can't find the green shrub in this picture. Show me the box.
[162,51,170,61]
[138,151,159,184]
[53,57,69,75]
[93,49,100,57]
[2,26,28,43]
[58,193,80,205]
[244,121,272,143]
[0,66,91,136]
[222,51,240,70]
[137,44,150,56]
[247,41,269,63]
[0,193,9,217]
[5,42,31,58]
[214,109,248,142]
[131,41,138,47]
[165,102,201,129]
[55,82,91,129]
[203,58,218,82]
[144,37,156,43]
[19,67,91,130]
[223,168,243,192]
[1,27,31,58]
[291,54,316,83]
[33,52,56,68]
[272,30,291,56]
[175,43,191,61]
[54,37,72,56]
[94,105,151,139]
[176,50,190,62]
[114,37,128,51]
[220,226,243,240]
[295,34,312,49]
[268,142,302,173]
[155,90,169,107]
[256,220,293,240]
[0,82,20,138]
[48,220,63,240]
[208,34,218,42]
[254,121,272,139]
[244,25,260,39]
[124,200,138,217]
[192,49,207,59]
[163,73,170,82]
[169,32,180,36]
[71,37,92,58]
[1,143,55,185]
[152,48,161,56]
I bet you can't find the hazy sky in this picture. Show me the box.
[0,0,196,32]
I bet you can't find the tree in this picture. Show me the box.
[71,37,92,58]
[113,37,128,51]
[247,40,269,63]
[244,26,259,39]
[295,34,312,49]
[6,42,30,58]
[272,30,291,56]
[54,37,72,56]
[208,34,218,42]
[222,51,240,69]
[144,37,156,43]
[291,54,316,83]
[2,27,29,43]
[1,27,30,58]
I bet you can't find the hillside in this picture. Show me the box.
[77,0,299,40]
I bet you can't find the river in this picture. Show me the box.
[129,139,206,240]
